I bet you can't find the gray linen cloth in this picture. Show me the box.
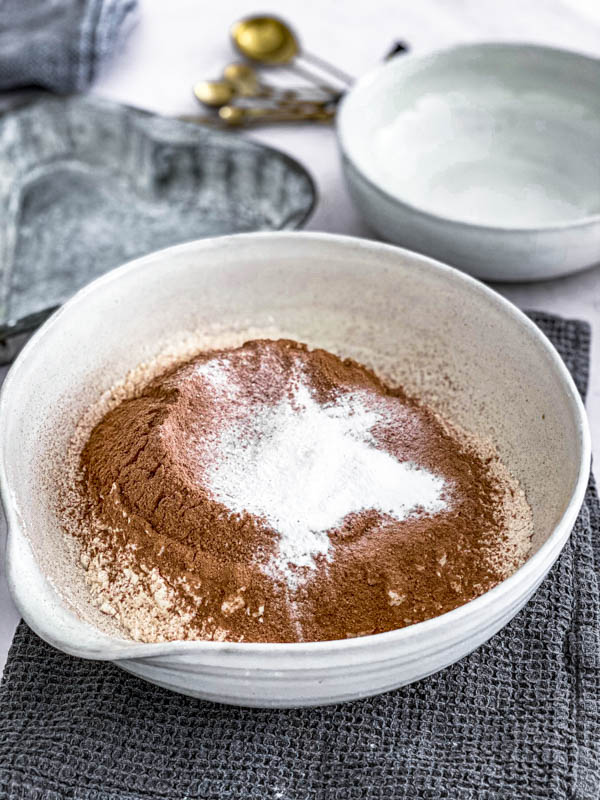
[0,0,137,93]
[0,312,598,800]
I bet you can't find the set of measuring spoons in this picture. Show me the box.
[190,15,352,127]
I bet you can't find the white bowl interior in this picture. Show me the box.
[1,234,587,651]
[339,44,600,228]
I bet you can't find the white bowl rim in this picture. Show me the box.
[0,231,591,660]
[337,41,600,234]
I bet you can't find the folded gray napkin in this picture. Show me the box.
[0,312,598,800]
[0,0,137,94]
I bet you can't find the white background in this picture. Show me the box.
[1,0,600,672]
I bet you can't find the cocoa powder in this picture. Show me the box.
[65,339,532,643]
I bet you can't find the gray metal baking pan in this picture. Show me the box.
[0,94,316,363]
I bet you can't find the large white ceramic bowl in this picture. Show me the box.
[338,44,600,282]
[0,233,591,707]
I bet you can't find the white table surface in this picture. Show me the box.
[1,0,600,673]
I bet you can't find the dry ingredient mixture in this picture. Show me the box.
[60,338,532,643]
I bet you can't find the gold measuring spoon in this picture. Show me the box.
[231,15,353,91]
[218,102,335,126]
[224,62,332,102]
[223,62,295,101]
[193,80,236,108]
[223,62,264,96]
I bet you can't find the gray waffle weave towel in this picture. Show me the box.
[0,312,597,800]
[0,0,137,93]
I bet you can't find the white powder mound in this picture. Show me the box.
[200,367,449,589]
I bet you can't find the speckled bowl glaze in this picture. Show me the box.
[338,44,600,282]
[0,233,590,707]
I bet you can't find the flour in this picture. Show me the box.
[199,362,450,589]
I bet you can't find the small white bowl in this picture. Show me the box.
[337,44,600,282]
[0,233,590,707]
